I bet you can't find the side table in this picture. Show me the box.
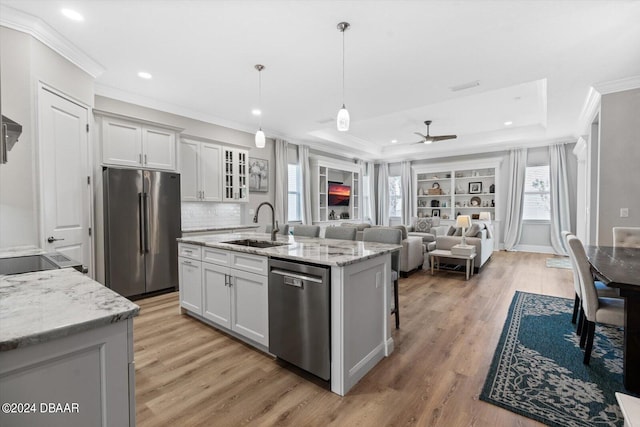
[429,249,477,280]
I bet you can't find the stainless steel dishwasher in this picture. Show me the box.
[269,258,331,380]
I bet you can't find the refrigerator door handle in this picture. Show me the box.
[143,192,150,253]
[138,192,145,254]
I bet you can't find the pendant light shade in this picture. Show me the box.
[255,129,265,148]
[254,64,266,148]
[337,105,350,131]
[337,22,350,132]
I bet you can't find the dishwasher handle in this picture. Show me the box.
[271,269,323,285]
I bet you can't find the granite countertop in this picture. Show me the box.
[178,232,401,267]
[182,224,260,233]
[0,268,140,351]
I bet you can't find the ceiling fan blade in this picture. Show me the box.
[413,132,427,138]
[431,135,457,142]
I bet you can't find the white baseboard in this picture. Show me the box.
[512,244,555,254]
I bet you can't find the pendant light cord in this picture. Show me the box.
[258,69,262,129]
[342,28,345,107]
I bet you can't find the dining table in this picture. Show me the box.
[586,245,640,393]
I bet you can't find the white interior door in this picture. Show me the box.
[39,87,91,270]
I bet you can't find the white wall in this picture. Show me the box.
[597,88,640,245]
[0,26,94,249]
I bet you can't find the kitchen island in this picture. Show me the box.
[0,268,139,427]
[178,232,401,396]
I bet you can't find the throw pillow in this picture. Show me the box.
[454,227,463,236]
[414,218,431,233]
[465,223,482,237]
[447,226,457,236]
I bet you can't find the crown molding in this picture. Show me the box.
[593,75,640,95]
[576,87,601,137]
[0,5,105,78]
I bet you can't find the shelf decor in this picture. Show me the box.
[469,182,482,194]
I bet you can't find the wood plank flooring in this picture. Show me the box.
[134,251,574,426]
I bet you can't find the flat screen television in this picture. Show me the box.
[328,182,351,206]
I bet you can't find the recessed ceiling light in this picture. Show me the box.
[391,139,398,144]
[252,109,261,116]
[137,71,152,80]
[504,121,513,126]
[61,8,84,22]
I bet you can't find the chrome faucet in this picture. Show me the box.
[254,202,279,241]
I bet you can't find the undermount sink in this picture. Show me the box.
[223,239,289,249]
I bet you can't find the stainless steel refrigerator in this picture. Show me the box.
[103,167,181,298]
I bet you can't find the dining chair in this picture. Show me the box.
[562,231,618,335]
[324,226,356,241]
[613,227,640,248]
[265,223,290,235]
[363,227,402,329]
[292,225,321,238]
[567,235,625,364]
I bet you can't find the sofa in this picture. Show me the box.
[340,223,424,276]
[434,222,495,271]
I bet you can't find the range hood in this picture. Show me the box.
[1,115,23,164]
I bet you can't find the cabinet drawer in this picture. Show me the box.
[231,253,268,276]
[178,243,201,260]
[203,247,231,265]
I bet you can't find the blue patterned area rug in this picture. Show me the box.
[480,291,625,427]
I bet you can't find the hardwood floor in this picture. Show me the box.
[134,251,574,426]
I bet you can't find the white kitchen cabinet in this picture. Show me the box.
[202,262,231,329]
[179,138,222,201]
[231,268,268,345]
[178,246,268,347]
[222,147,248,202]
[178,256,202,315]
[97,112,180,171]
[0,319,135,427]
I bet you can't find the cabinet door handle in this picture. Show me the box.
[228,275,233,287]
[144,154,148,164]
[139,153,142,164]
[183,260,192,265]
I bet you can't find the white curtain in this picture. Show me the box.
[274,139,288,226]
[376,162,389,226]
[504,148,528,250]
[365,161,376,224]
[299,145,313,225]
[549,143,572,255]
[401,161,413,225]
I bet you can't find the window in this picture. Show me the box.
[388,176,402,218]
[287,164,301,222]
[523,165,550,220]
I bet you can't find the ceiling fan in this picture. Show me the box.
[413,120,457,144]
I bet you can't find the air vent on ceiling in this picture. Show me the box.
[449,80,480,92]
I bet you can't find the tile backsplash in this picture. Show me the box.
[181,202,243,229]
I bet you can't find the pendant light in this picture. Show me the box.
[336,22,350,132]
[254,64,266,148]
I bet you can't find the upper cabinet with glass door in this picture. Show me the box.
[222,148,248,202]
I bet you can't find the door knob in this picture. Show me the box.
[47,236,65,243]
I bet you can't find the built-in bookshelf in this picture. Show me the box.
[412,159,502,223]
[311,158,362,223]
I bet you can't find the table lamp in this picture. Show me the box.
[479,212,492,223]
[456,215,471,246]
